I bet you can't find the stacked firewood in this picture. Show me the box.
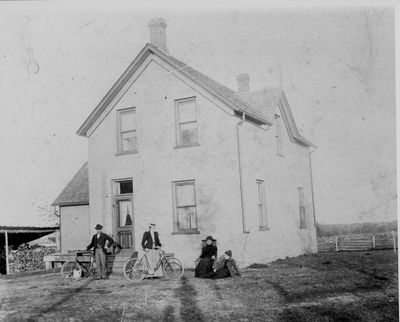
[9,244,56,273]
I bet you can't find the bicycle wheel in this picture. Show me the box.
[163,257,184,280]
[61,261,81,280]
[124,258,147,282]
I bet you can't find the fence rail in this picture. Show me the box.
[317,231,398,252]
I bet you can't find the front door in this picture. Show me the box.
[113,179,134,249]
[115,198,134,248]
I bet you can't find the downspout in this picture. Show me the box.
[308,147,317,227]
[236,112,249,234]
[5,230,9,275]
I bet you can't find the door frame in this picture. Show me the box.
[112,178,134,250]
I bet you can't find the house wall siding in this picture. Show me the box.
[227,117,318,264]
[88,60,243,267]
[60,205,90,253]
[87,57,317,268]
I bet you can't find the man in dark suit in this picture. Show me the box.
[141,223,162,274]
[87,224,115,280]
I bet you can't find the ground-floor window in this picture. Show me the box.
[298,187,307,229]
[172,180,198,234]
[257,179,268,230]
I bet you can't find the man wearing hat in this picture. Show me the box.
[141,223,162,274]
[87,224,115,280]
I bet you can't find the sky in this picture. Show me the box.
[0,3,396,226]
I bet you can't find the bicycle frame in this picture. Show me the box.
[75,251,95,274]
[123,249,184,282]
[139,250,169,272]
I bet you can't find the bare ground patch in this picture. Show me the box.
[0,250,397,321]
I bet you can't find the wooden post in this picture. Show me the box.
[5,231,9,275]
[372,235,375,250]
[335,236,339,252]
[392,231,396,253]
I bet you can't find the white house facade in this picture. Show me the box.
[56,18,317,268]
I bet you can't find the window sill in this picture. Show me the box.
[174,143,200,149]
[276,153,285,158]
[259,227,270,231]
[300,226,307,230]
[116,150,138,156]
[171,230,200,235]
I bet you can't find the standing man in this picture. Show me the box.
[141,223,162,274]
[87,224,114,280]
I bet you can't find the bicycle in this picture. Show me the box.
[61,250,99,280]
[123,249,184,282]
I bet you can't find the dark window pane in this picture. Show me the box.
[120,181,133,194]
[180,125,198,145]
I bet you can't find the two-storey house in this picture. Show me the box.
[54,18,317,267]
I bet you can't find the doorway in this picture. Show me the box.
[113,179,134,249]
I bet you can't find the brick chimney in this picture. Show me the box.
[237,73,250,92]
[148,17,169,54]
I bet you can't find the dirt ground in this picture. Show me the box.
[0,250,397,322]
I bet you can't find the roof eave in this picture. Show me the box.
[77,44,154,137]
[77,43,271,136]
[151,45,271,125]
[51,201,89,207]
[293,135,317,149]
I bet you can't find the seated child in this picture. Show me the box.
[204,250,241,279]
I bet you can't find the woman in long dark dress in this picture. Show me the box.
[195,236,217,278]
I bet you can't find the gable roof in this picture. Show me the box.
[239,89,316,148]
[278,92,316,148]
[52,162,89,206]
[77,43,271,137]
[238,87,282,120]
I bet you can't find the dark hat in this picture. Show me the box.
[225,250,232,257]
[205,235,214,241]
[94,224,103,230]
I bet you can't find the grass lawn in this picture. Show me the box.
[0,250,397,322]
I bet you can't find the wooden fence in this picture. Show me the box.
[317,231,398,252]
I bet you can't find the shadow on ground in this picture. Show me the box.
[175,276,205,321]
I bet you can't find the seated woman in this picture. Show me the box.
[195,235,217,278]
[206,250,241,279]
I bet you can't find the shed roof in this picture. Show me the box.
[52,162,89,206]
[0,226,58,233]
[0,226,59,248]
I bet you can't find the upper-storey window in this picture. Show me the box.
[175,97,198,147]
[117,108,137,154]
